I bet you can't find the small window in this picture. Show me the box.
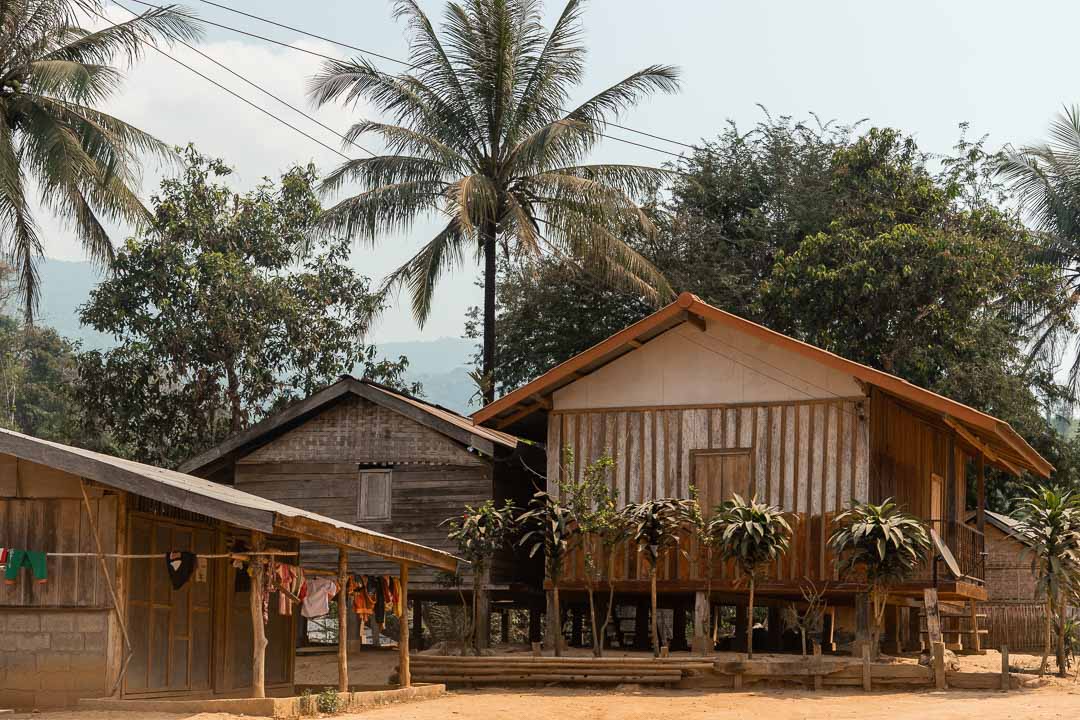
[358,470,392,521]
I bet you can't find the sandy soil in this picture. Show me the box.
[13,649,1079,720]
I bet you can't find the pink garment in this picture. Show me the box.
[301,577,338,618]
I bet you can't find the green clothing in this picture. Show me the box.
[4,550,47,583]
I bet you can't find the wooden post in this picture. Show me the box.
[531,641,542,657]
[475,568,491,650]
[812,641,823,691]
[81,482,131,696]
[892,604,903,655]
[672,602,688,651]
[968,600,982,654]
[693,591,710,655]
[412,598,424,651]
[734,603,748,653]
[250,531,268,699]
[399,562,410,687]
[337,549,348,692]
[528,602,542,644]
[862,643,872,691]
[976,452,986,535]
[1000,645,1010,691]
[500,608,510,645]
[932,640,947,690]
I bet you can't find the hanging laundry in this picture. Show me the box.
[165,551,197,590]
[0,548,8,574]
[368,575,385,625]
[3,549,47,585]
[390,576,403,617]
[301,576,339,618]
[276,564,303,616]
[382,576,397,618]
[349,575,374,620]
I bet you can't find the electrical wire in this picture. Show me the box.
[123,0,692,159]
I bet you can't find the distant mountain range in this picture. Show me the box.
[33,258,479,413]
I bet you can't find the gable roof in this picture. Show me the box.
[180,375,517,476]
[473,292,1052,478]
[0,427,457,571]
[966,509,1035,548]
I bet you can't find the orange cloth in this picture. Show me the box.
[349,575,374,620]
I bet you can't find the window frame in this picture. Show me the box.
[357,468,392,522]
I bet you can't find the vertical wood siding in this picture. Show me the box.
[548,398,868,588]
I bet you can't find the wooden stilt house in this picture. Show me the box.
[180,376,543,649]
[473,292,1053,653]
[0,427,455,710]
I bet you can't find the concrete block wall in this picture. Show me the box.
[0,609,110,710]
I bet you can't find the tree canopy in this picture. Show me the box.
[76,147,415,467]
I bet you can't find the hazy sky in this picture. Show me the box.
[39,0,1080,343]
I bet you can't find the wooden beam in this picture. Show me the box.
[683,310,707,332]
[627,338,644,348]
[943,416,1023,476]
[250,531,268,699]
[272,514,458,572]
[494,401,547,430]
[399,563,411,687]
[338,548,349,692]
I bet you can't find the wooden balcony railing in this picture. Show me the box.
[912,519,985,584]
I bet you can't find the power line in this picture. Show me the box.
[123,0,692,159]
[92,4,354,162]
[187,0,700,152]
[113,1,376,158]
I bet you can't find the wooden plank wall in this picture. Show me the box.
[547,399,868,589]
[0,496,118,607]
[869,389,964,523]
[236,463,492,588]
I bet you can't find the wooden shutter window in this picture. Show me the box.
[358,470,392,521]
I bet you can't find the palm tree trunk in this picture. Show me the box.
[1041,596,1052,676]
[481,221,497,406]
[1057,590,1068,677]
[552,584,562,658]
[650,565,659,657]
[747,577,755,659]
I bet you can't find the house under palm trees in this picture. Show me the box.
[474,292,1053,653]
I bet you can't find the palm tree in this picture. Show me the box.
[996,106,1080,391]
[828,499,930,659]
[714,494,791,659]
[0,0,199,318]
[1012,484,1080,677]
[307,0,679,403]
[623,498,684,656]
[518,488,574,656]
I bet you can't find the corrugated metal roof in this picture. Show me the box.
[0,427,458,571]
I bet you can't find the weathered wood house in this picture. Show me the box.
[474,292,1053,651]
[965,509,1067,651]
[0,427,455,710]
[180,376,542,647]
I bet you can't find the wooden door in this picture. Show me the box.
[125,515,215,696]
[692,450,752,512]
[930,473,944,535]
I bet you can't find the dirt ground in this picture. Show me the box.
[13,648,1080,720]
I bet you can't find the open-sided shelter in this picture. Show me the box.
[474,292,1052,653]
[0,427,456,710]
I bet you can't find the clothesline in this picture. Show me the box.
[45,550,298,559]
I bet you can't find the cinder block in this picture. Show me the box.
[5,669,40,691]
[41,613,77,633]
[68,653,105,673]
[6,613,40,632]
[82,632,106,652]
[51,633,84,651]
[76,612,107,632]
[37,653,73,673]
[16,633,50,651]
[6,652,35,671]
[39,671,74,691]
[34,688,72,708]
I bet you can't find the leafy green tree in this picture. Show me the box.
[997,106,1080,394]
[560,450,625,656]
[714,494,791,658]
[1012,485,1080,676]
[444,499,517,654]
[76,147,413,467]
[623,498,684,656]
[307,0,679,403]
[0,0,199,317]
[518,488,574,656]
[829,499,931,658]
